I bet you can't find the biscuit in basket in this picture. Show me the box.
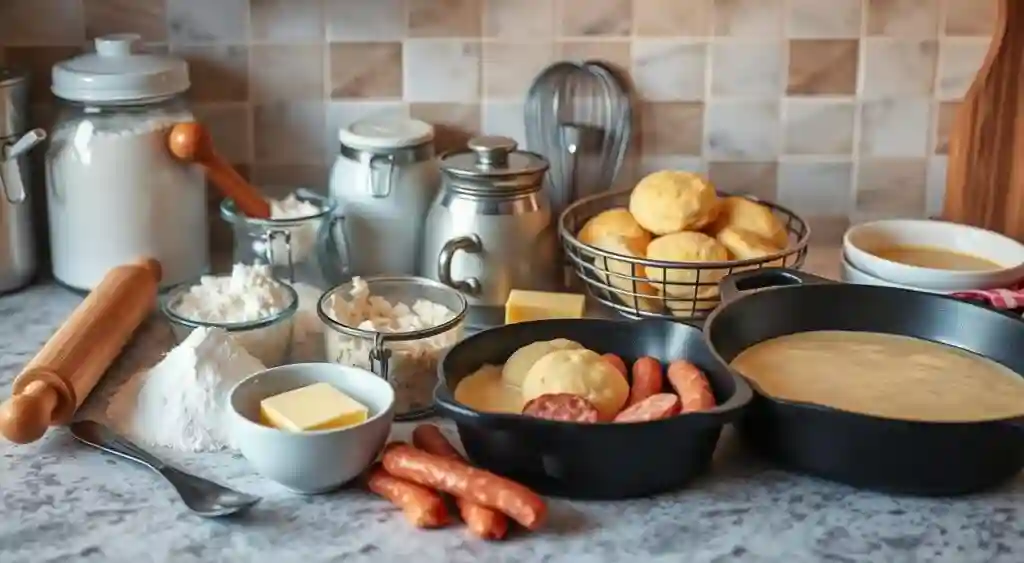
[577,208,652,252]
[664,296,720,318]
[707,196,788,249]
[715,226,783,263]
[644,231,729,298]
[628,171,720,235]
[589,234,662,313]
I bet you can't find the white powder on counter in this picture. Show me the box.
[171,264,295,365]
[290,281,326,363]
[105,327,266,453]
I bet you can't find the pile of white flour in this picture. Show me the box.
[106,327,266,452]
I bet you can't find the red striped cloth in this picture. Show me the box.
[951,285,1024,310]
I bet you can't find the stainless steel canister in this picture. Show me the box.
[0,68,46,294]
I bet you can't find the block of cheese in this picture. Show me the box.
[259,382,369,432]
[505,289,587,324]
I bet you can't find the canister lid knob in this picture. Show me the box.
[468,136,517,168]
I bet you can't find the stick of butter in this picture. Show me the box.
[505,289,587,324]
[260,382,369,432]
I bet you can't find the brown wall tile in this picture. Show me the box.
[639,102,704,156]
[557,0,632,37]
[934,101,960,155]
[192,103,251,164]
[250,0,324,43]
[249,165,331,193]
[0,0,85,46]
[249,44,325,102]
[3,47,80,103]
[329,42,403,99]
[173,45,249,103]
[787,39,859,96]
[409,102,481,154]
[557,41,632,75]
[944,0,998,37]
[483,0,555,38]
[482,41,554,99]
[634,0,712,37]
[708,161,778,201]
[856,158,927,216]
[409,0,482,38]
[83,0,168,42]
[866,0,938,38]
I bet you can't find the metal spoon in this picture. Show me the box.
[70,421,261,518]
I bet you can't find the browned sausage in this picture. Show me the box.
[627,356,664,407]
[614,393,681,423]
[366,464,451,528]
[602,353,628,378]
[411,425,509,540]
[666,360,717,412]
[381,443,548,530]
[522,393,600,423]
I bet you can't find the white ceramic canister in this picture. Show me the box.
[328,117,439,277]
[45,34,209,291]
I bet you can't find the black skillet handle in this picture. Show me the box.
[719,267,835,303]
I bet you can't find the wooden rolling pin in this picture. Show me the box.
[167,121,272,219]
[0,259,162,444]
[942,0,1024,240]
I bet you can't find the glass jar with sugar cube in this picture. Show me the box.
[317,275,467,420]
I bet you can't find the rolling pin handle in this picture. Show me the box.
[0,380,63,444]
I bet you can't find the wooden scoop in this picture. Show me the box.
[942,0,1024,240]
[168,122,271,219]
[0,259,162,444]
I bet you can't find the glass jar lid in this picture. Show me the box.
[51,34,190,103]
[338,117,434,151]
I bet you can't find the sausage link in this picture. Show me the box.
[522,393,600,423]
[602,353,628,378]
[666,360,717,412]
[627,356,664,407]
[367,465,451,528]
[412,425,509,540]
[381,443,547,530]
[614,393,681,423]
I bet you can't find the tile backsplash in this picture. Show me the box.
[0,0,997,245]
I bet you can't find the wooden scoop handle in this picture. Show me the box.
[0,259,162,444]
[168,122,271,219]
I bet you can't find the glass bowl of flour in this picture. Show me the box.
[161,264,299,366]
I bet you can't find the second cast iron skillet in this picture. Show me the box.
[704,268,1024,496]
[434,318,752,499]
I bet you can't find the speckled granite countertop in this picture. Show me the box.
[1,247,1021,563]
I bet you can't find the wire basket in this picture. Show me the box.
[559,189,811,321]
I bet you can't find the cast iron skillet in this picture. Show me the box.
[434,318,753,499]
[704,268,1024,496]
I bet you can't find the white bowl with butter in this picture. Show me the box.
[843,219,1024,291]
[228,363,395,494]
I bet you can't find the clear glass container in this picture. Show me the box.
[318,276,468,420]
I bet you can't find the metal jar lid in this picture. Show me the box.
[439,136,549,196]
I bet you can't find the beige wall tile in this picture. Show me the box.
[855,158,927,217]
[783,99,855,156]
[325,101,411,159]
[861,39,938,98]
[632,40,707,102]
[926,156,948,216]
[777,161,854,215]
[83,0,167,42]
[192,103,252,164]
[707,161,778,201]
[482,41,553,100]
[639,102,704,156]
[638,156,706,177]
[787,39,858,96]
[329,42,403,99]
[634,0,712,37]
[943,0,998,37]
[704,101,781,160]
[326,0,406,41]
[409,0,481,38]
[859,99,931,157]
[936,39,990,100]
[866,0,939,38]
[786,0,861,39]
[409,103,481,154]
[250,44,324,102]
[0,0,85,46]
[172,45,249,102]
[558,41,632,74]
[250,0,324,43]
[167,0,248,44]
[403,40,481,102]
[2,47,80,103]
[711,41,784,98]
[483,0,555,38]
[253,102,328,165]
[933,101,959,155]
[481,101,526,146]
[250,165,331,193]
[557,0,632,37]
[713,0,784,38]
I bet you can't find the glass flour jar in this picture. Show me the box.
[45,34,208,291]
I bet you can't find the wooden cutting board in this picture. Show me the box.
[942,0,1024,240]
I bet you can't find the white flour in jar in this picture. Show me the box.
[47,114,208,291]
[255,194,324,268]
[324,277,460,416]
[171,264,295,366]
[105,327,266,452]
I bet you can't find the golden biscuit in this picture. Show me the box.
[502,339,584,388]
[521,348,630,420]
[628,171,720,235]
[577,208,652,252]
[707,196,788,249]
[645,231,729,298]
[589,234,662,313]
[715,226,782,261]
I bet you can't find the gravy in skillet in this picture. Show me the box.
[871,245,1001,271]
[730,331,1024,422]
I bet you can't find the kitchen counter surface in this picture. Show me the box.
[1,247,1021,563]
